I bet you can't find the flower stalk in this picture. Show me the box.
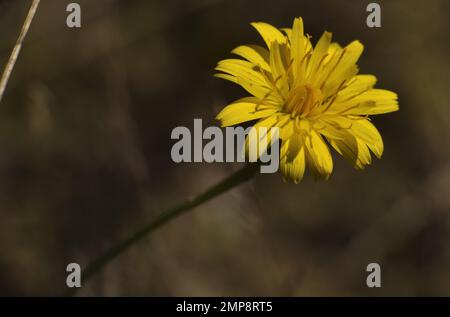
[72,163,259,295]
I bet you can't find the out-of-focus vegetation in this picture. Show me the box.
[0,0,449,296]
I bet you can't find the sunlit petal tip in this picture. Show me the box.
[250,22,287,48]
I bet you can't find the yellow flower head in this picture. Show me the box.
[215,17,399,183]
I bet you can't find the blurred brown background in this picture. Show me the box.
[0,0,449,296]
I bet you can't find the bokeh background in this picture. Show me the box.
[0,0,449,296]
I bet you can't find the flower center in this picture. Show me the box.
[284,84,323,117]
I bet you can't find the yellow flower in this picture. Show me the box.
[215,17,399,183]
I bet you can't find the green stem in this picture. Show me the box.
[71,163,259,295]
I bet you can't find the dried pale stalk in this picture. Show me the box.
[0,0,41,103]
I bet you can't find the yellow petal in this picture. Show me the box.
[280,141,306,184]
[232,45,271,71]
[331,89,399,115]
[307,31,332,81]
[328,133,372,169]
[215,73,272,100]
[251,22,287,48]
[215,59,274,100]
[245,115,280,160]
[214,73,237,84]
[285,133,303,162]
[269,41,289,97]
[324,43,342,65]
[357,89,399,115]
[322,40,363,98]
[216,97,279,127]
[290,17,305,79]
[216,59,266,85]
[313,119,349,140]
[350,119,384,158]
[337,75,377,100]
[277,116,294,140]
[305,130,333,179]
[309,42,342,89]
[281,28,292,40]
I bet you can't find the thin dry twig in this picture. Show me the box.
[0,0,41,103]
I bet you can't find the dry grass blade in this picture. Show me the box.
[0,0,41,103]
